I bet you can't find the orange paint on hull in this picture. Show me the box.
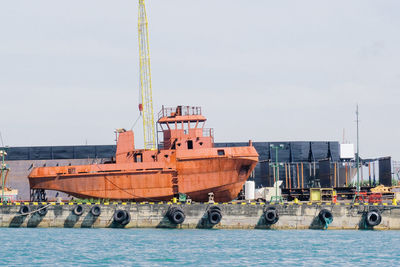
[29,150,257,202]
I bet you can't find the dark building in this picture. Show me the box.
[1,141,371,194]
[215,141,342,188]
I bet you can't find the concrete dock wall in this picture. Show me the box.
[1,202,400,230]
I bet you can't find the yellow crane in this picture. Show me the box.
[138,0,156,150]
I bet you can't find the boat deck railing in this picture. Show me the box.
[203,128,214,141]
[158,106,202,120]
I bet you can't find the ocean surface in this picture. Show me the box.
[1,229,399,266]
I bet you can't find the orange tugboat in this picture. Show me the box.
[28,106,259,202]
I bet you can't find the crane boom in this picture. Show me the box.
[138,0,156,150]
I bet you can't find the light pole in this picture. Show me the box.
[270,144,284,203]
[0,149,8,203]
[353,105,361,202]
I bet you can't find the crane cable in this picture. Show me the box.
[130,113,142,131]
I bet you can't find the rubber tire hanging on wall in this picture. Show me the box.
[90,205,101,216]
[264,207,279,224]
[37,205,48,216]
[167,207,185,224]
[73,204,84,216]
[366,209,382,227]
[114,210,131,225]
[318,209,333,224]
[19,205,30,214]
[208,206,222,225]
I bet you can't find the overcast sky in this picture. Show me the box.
[0,0,399,160]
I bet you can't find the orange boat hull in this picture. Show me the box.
[29,106,259,202]
[28,147,258,202]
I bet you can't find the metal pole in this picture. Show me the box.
[373,161,376,186]
[1,150,6,202]
[270,144,284,202]
[356,105,360,192]
[288,163,292,190]
[275,146,278,201]
[368,162,371,186]
[301,163,304,189]
[285,163,288,189]
[354,105,360,202]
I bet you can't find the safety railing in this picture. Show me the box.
[203,128,214,143]
[158,106,202,120]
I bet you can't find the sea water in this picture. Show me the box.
[0,228,399,266]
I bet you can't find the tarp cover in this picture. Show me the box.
[2,145,116,161]
[3,141,339,162]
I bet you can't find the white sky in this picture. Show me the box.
[0,0,399,160]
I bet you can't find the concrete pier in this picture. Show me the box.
[1,202,400,230]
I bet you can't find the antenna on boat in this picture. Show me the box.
[138,0,156,150]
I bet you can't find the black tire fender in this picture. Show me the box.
[19,205,30,214]
[121,212,131,226]
[208,208,222,225]
[264,207,279,224]
[73,204,84,216]
[90,205,101,216]
[167,207,185,224]
[37,205,48,216]
[366,209,382,226]
[209,205,221,212]
[114,209,130,225]
[318,209,333,224]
